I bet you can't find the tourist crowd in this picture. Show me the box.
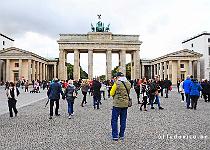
[3,73,210,142]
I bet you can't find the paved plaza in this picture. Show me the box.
[0,87,209,150]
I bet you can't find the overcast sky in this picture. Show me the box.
[1,0,210,76]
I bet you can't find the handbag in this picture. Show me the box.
[121,81,132,107]
[73,90,77,98]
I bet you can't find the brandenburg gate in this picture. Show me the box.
[57,17,142,81]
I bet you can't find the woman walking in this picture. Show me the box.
[81,80,89,107]
[6,82,20,117]
[189,79,202,110]
[140,78,148,111]
[134,79,141,104]
[63,80,77,119]
[180,79,185,102]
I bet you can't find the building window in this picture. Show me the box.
[191,43,193,47]
[181,73,185,80]
[180,64,184,68]
[208,38,210,42]
[167,65,168,69]
[14,72,19,82]
[15,63,19,67]
[3,41,5,45]
[209,72,210,80]
[209,47,210,55]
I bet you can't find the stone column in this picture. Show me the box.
[177,60,181,79]
[157,63,160,77]
[169,61,172,81]
[58,49,66,80]
[88,49,93,79]
[142,64,145,78]
[28,59,31,82]
[106,49,112,80]
[164,61,167,79]
[2,60,6,82]
[197,60,201,81]
[6,59,10,81]
[54,63,57,78]
[18,59,22,80]
[188,60,193,76]
[36,61,40,80]
[134,50,140,79]
[32,60,35,81]
[150,65,153,79]
[160,62,163,80]
[74,49,80,80]
[153,64,156,76]
[39,62,43,81]
[45,64,48,81]
[43,63,46,80]
[119,50,126,76]
[131,52,135,80]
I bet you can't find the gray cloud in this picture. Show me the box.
[1,0,210,75]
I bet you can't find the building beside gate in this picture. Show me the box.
[0,47,58,82]
[141,49,202,84]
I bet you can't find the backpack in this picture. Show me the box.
[148,82,156,93]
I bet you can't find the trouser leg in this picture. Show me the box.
[165,88,168,98]
[119,108,128,138]
[71,102,74,114]
[50,100,54,116]
[13,100,18,114]
[67,101,71,114]
[149,95,155,108]
[194,97,198,109]
[111,107,120,139]
[203,94,207,102]
[191,96,195,109]
[156,95,161,108]
[181,93,184,101]
[142,96,147,109]
[55,100,59,115]
[8,100,13,117]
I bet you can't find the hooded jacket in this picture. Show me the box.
[189,80,202,96]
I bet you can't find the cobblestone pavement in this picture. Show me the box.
[0,87,209,150]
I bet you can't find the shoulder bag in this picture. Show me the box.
[121,81,132,107]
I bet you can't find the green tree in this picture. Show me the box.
[111,63,131,80]
[67,63,88,79]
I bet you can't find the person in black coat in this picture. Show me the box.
[6,82,20,117]
[92,78,101,109]
[163,78,172,98]
[47,78,63,119]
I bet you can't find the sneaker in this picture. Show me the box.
[49,116,52,119]
[68,115,71,119]
[55,114,60,116]
[119,137,124,141]
[71,112,74,116]
[140,107,142,111]
[159,107,164,110]
[112,138,118,142]
[144,109,147,111]
[15,111,18,117]
[151,107,155,109]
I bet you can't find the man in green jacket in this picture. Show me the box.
[110,72,131,141]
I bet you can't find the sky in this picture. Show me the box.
[1,0,210,76]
